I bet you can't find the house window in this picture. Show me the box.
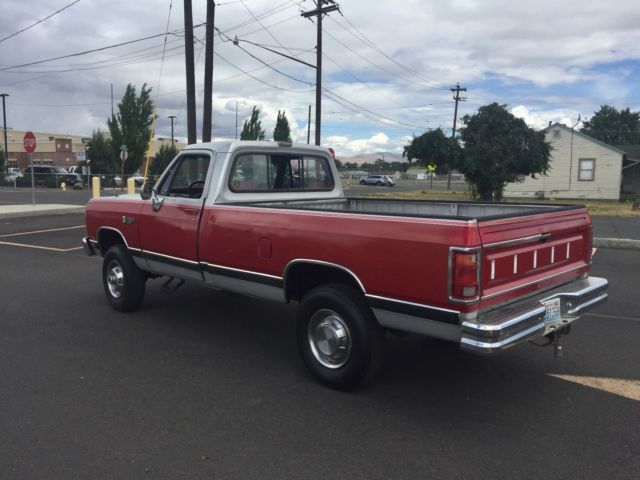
[578,158,595,181]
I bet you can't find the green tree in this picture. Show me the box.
[0,149,5,171]
[580,105,640,145]
[150,143,179,176]
[240,106,265,140]
[107,83,155,174]
[402,128,454,168]
[273,110,292,141]
[86,130,116,174]
[459,103,551,201]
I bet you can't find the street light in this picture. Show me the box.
[0,94,9,169]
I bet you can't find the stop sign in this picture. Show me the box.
[23,131,37,153]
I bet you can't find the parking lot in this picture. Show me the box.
[1,213,638,479]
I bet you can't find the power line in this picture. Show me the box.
[216,29,314,85]
[214,50,314,93]
[0,0,82,45]
[323,88,424,130]
[322,29,426,89]
[330,14,445,89]
[156,0,175,100]
[0,24,205,72]
[322,51,405,107]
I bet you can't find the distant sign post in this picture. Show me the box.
[23,131,37,206]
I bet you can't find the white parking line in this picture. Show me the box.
[0,240,83,252]
[548,374,640,401]
[0,225,84,238]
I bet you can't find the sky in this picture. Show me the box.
[0,0,638,158]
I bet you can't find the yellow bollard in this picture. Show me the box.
[92,176,101,198]
[61,182,67,192]
[127,177,136,195]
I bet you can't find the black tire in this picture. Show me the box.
[296,283,386,390]
[102,245,146,312]
[376,181,383,186]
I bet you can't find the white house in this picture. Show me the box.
[504,123,625,200]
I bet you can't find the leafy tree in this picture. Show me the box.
[0,149,5,171]
[459,102,551,201]
[108,83,155,174]
[333,158,343,169]
[402,128,454,169]
[273,110,292,141]
[150,143,179,176]
[86,130,116,174]
[240,106,265,140]
[580,105,640,145]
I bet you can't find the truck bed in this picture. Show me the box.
[251,197,585,221]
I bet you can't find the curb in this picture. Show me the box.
[593,237,640,251]
[0,206,85,220]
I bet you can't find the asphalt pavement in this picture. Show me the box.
[0,213,638,479]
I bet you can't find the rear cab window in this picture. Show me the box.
[229,153,334,193]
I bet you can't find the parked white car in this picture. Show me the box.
[359,175,395,187]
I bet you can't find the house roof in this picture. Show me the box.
[616,144,640,160]
[545,122,626,156]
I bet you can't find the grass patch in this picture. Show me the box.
[362,188,640,217]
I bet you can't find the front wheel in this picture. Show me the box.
[102,245,146,312]
[296,284,386,390]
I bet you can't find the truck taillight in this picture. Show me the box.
[450,250,480,302]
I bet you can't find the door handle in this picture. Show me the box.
[183,208,199,216]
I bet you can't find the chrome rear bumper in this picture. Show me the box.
[461,276,608,355]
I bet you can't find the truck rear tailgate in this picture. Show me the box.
[477,207,592,310]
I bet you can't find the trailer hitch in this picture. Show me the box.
[530,324,572,357]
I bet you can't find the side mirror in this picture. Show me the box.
[140,181,155,200]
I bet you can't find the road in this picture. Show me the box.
[0,213,638,479]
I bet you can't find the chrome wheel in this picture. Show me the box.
[307,309,352,369]
[106,261,124,299]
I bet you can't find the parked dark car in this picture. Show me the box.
[22,166,84,188]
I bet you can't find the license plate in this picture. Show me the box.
[542,298,561,324]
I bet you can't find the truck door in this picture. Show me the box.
[139,151,212,281]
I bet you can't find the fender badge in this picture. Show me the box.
[122,216,136,225]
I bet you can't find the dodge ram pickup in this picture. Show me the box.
[83,141,608,389]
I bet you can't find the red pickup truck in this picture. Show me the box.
[83,141,608,389]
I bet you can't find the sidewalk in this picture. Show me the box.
[0,204,85,220]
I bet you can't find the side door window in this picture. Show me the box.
[157,154,210,198]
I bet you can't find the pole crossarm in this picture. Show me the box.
[301,4,340,18]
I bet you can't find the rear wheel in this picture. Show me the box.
[297,284,386,390]
[102,245,146,312]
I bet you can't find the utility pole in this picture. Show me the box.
[202,0,215,142]
[110,84,114,118]
[235,101,238,140]
[302,1,340,146]
[168,115,176,145]
[0,94,8,169]
[448,83,466,190]
[183,0,197,144]
[307,105,311,144]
